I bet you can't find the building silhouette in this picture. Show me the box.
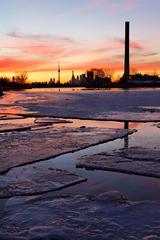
[71,71,76,83]
[69,71,81,86]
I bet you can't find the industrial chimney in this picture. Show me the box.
[124,21,130,83]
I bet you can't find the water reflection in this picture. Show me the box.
[124,135,129,148]
[0,92,28,114]
[38,121,160,201]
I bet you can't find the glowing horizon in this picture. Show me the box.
[0,0,159,82]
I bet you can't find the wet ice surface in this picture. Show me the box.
[77,147,160,178]
[1,88,160,121]
[95,111,160,122]
[0,165,86,198]
[0,191,160,240]
[0,125,134,174]
[38,122,160,202]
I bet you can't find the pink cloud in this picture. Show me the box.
[23,44,66,57]
[114,38,143,50]
[0,29,158,74]
[1,32,78,60]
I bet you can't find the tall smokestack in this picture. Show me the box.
[58,64,61,83]
[124,21,130,83]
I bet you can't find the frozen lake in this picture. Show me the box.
[0,88,160,239]
[1,88,160,121]
[0,88,160,201]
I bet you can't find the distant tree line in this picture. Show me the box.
[119,73,160,88]
[0,72,29,90]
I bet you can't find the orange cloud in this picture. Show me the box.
[0,58,49,72]
[23,44,66,57]
[0,30,159,81]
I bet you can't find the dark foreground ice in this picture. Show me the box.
[0,191,160,240]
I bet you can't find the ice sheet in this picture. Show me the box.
[0,127,135,174]
[77,147,160,178]
[0,165,86,197]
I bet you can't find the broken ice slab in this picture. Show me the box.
[0,114,24,120]
[0,117,36,133]
[0,126,32,133]
[0,191,160,239]
[0,127,136,174]
[34,117,72,124]
[77,147,160,178]
[0,124,28,133]
[0,165,86,198]
[95,111,160,122]
[0,117,71,133]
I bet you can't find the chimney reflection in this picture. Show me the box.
[124,121,129,148]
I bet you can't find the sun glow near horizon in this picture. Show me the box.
[1,68,160,84]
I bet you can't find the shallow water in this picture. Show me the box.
[30,120,160,201]
[0,117,160,201]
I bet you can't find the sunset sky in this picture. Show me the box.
[0,0,159,82]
